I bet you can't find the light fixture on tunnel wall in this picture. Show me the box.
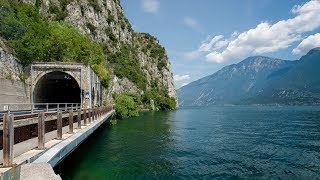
[64,74,71,79]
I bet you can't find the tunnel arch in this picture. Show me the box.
[33,71,81,104]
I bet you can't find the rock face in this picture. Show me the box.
[38,0,177,104]
[1,0,177,106]
[0,39,23,81]
[0,39,30,105]
[178,48,320,106]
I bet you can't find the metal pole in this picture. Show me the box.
[46,103,49,112]
[30,65,34,107]
[7,104,10,115]
[80,68,83,109]
[31,103,34,114]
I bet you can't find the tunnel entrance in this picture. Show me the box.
[34,71,81,105]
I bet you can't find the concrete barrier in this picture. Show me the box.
[34,110,115,167]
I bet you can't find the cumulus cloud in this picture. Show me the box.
[183,35,229,60]
[174,75,190,81]
[141,0,159,14]
[205,0,320,63]
[292,33,320,55]
[199,35,224,52]
[182,0,320,63]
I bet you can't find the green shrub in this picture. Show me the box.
[49,0,71,21]
[115,93,140,119]
[18,72,28,83]
[106,14,114,24]
[86,22,97,36]
[105,27,117,42]
[92,64,111,88]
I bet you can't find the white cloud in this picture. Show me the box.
[293,33,320,55]
[141,0,159,14]
[199,35,224,52]
[206,52,224,63]
[174,74,190,81]
[200,0,320,63]
[183,35,229,60]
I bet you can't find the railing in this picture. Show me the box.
[0,103,82,115]
[0,105,114,167]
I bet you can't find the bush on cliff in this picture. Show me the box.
[115,93,141,119]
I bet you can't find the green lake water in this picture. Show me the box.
[55,106,320,179]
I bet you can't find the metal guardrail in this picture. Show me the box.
[0,103,81,115]
[0,105,114,167]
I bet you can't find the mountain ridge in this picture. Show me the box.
[178,48,320,106]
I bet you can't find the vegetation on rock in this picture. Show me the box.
[107,44,147,90]
[0,0,110,87]
[0,0,177,111]
[115,93,141,119]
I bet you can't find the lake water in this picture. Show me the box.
[55,106,320,179]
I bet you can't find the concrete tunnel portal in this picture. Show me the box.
[33,71,81,105]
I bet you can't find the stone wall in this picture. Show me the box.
[0,39,30,110]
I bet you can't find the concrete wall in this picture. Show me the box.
[0,79,30,111]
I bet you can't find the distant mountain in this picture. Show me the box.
[178,48,320,106]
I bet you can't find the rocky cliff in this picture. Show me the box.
[38,0,177,105]
[0,0,177,108]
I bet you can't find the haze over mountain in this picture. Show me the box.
[178,48,320,106]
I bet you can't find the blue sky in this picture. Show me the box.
[121,0,320,88]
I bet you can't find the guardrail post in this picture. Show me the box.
[77,110,81,129]
[57,104,59,112]
[38,112,45,149]
[93,108,96,121]
[83,109,87,125]
[65,104,67,111]
[31,104,34,114]
[46,103,49,112]
[3,114,14,167]
[57,111,62,140]
[69,110,73,134]
[87,109,90,123]
[89,109,93,123]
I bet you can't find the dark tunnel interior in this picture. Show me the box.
[34,71,81,105]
